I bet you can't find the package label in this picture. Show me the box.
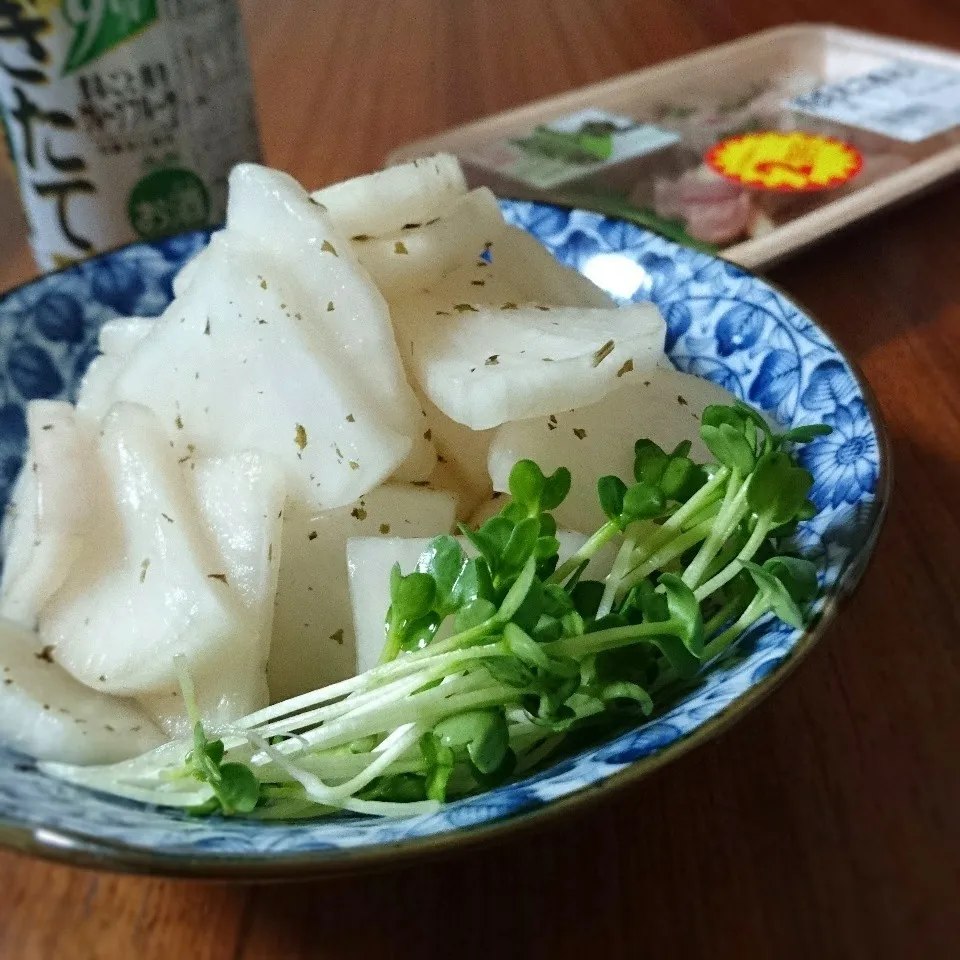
[787,61,960,143]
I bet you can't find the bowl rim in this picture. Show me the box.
[0,219,891,880]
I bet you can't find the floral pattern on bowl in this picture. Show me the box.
[0,203,887,875]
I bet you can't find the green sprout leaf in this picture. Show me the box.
[543,582,575,617]
[703,403,750,432]
[202,737,224,767]
[507,460,571,516]
[571,580,605,619]
[392,570,436,623]
[597,475,627,523]
[496,555,538,623]
[433,708,510,775]
[622,481,665,523]
[537,512,558,537]
[454,597,496,632]
[634,439,669,485]
[216,763,260,814]
[420,732,455,803]
[511,575,544,632]
[187,721,259,815]
[629,578,669,623]
[748,452,814,524]
[660,572,704,655]
[484,657,535,688]
[459,516,513,573]
[742,561,805,629]
[501,516,541,573]
[733,399,774,450]
[402,612,442,652]
[508,459,545,512]
[532,616,564,644]
[779,423,833,445]
[701,421,755,475]
[541,467,572,511]
[660,456,707,502]
[416,536,473,616]
[763,555,819,606]
[359,773,427,803]
[504,622,552,670]
[470,748,518,788]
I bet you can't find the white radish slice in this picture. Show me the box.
[388,256,516,494]
[75,354,125,423]
[77,318,155,424]
[136,452,285,737]
[98,316,155,356]
[226,163,426,454]
[0,617,165,764]
[349,188,506,299]
[347,531,616,674]
[488,367,740,532]
[394,299,666,430]
[311,154,467,239]
[189,452,286,643]
[489,225,614,309]
[389,408,438,484]
[40,404,250,703]
[108,232,414,510]
[171,243,212,297]
[104,162,428,502]
[424,457,485,523]
[468,494,511,528]
[419,390,494,511]
[0,402,97,629]
[388,234,610,495]
[268,485,458,700]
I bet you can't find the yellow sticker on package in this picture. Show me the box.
[707,131,863,192]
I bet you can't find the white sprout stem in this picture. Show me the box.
[616,516,716,601]
[252,723,425,803]
[597,528,639,619]
[248,643,505,741]
[661,467,728,531]
[257,679,515,761]
[39,762,212,808]
[693,517,771,601]
[682,474,750,588]
[340,797,441,817]
[233,638,495,732]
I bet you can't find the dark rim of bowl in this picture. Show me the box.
[0,220,892,881]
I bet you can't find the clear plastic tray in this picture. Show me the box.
[388,24,960,268]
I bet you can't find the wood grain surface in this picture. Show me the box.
[1,1,959,957]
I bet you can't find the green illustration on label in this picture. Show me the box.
[514,122,618,165]
[128,168,210,240]
[62,0,159,75]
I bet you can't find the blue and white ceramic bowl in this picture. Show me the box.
[0,202,888,877]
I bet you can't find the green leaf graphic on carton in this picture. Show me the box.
[63,0,159,75]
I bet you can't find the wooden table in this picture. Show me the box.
[1,1,958,957]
